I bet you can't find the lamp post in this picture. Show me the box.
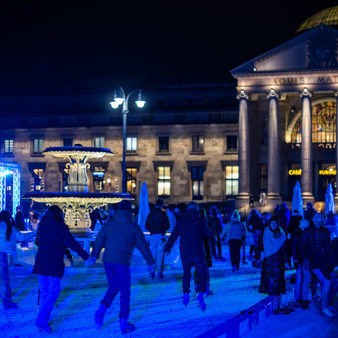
[110,87,146,193]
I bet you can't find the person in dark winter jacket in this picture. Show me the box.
[221,210,247,272]
[194,208,214,296]
[33,205,90,333]
[258,216,287,295]
[90,208,104,231]
[291,218,309,305]
[90,200,155,334]
[247,209,264,259]
[208,207,223,259]
[304,202,316,222]
[299,212,335,316]
[14,206,25,231]
[277,202,290,234]
[164,201,215,311]
[145,198,170,279]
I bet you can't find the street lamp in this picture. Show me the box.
[110,87,146,193]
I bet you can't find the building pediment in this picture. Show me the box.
[231,25,338,76]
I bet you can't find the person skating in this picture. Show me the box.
[221,210,247,272]
[0,210,37,309]
[164,201,215,311]
[247,209,264,260]
[208,207,224,259]
[194,208,214,296]
[291,217,309,306]
[90,200,155,334]
[300,212,335,317]
[145,198,170,279]
[33,205,90,333]
[258,216,287,295]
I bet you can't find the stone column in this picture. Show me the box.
[300,88,314,203]
[235,90,250,211]
[267,89,281,204]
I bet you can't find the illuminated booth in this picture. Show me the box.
[0,161,21,216]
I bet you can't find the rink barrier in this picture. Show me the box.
[197,274,295,338]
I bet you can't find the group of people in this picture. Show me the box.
[1,199,337,336]
[245,202,338,318]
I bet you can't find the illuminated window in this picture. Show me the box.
[158,166,171,196]
[290,100,336,144]
[93,167,105,192]
[158,136,169,152]
[94,136,105,148]
[191,166,204,200]
[126,168,137,194]
[192,135,204,153]
[226,135,237,151]
[126,137,137,152]
[31,169,45,192]
[33,138,44,154]
[225,166,239,197]
[4,139,14,154]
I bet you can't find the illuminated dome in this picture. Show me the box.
[297,6,338,32]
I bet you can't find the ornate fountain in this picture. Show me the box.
[23,145,133,233]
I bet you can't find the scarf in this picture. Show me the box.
[263,226,286,259]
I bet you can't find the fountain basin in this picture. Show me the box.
[23,192,133,233]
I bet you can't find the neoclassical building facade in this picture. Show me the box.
[231,24,338,212]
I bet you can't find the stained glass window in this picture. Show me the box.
[290,101,336,144]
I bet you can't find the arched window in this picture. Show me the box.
[290,100,336,144]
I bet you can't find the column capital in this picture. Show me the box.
[236,89,249,100]
[300,88,312,98]
[267,88,279,99]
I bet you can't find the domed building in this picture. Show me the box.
[297,6,338,32]
[231,7,338,212]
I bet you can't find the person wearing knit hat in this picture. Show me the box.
[258,216,287,295]
[300,212,335,316]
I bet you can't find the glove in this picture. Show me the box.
[87,257,97,265]
[285,263,291,270]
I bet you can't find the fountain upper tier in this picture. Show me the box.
[22,145,133,233]
[43,146,114,193]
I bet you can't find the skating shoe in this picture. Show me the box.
[3,301,19,309]
[301,300,310,310]
[183,293,189,307]
[150,271,155,279]
[322,307,334,317]
[198,292,206,311]
[95,303,107,328]
[157,271,164,279]
[35,321,51,334]
[218,256,225,260]
[120,319,136,334]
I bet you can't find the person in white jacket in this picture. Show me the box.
[0,210,36,309]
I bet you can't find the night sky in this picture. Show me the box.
[0,0,336,94]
